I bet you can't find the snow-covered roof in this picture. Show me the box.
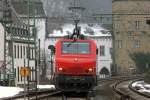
[48,23,111,37]
[37,85,55,90]
[12,0,46,18]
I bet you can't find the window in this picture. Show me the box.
[100,45,105,56]
[26,47,28,58]
[62,42,90,54]
[135,20,140,29]
[110,48,112,54]
[30,47,34,59]
[20,46,22,58]
[32,48,34,59]
[31,67,34,80]
[116,40,122,48]
[23,46,25,58]
[14,45,16,58]
[17,67,19,82]
[17,45,19,58]
[133,40,140,48]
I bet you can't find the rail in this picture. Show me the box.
[112,76,144,100]
[129,79,150,98]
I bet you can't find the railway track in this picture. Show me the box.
[112,76,145,100]
[112,79,132,100]
[98,75,141,83]
[2,75,146,100]
[2,89,93,100]
[61,92,93,100]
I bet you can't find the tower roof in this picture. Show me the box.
[11,0,46,18]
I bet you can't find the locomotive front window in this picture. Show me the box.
[62,42,90,54]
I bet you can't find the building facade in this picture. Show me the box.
[91,36,112,78]
[0,22,36,85]
[113,0,150,74]
[11,0,47,84]
[0,0,37,86]
[13,39,35,84]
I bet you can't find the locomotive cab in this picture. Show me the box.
[54,38,97,92]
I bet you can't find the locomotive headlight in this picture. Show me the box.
[58,67,63,71]
[88,68,93,72]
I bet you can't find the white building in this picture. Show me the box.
[0,22,36,85]
[11,0,47,84]
[45,23,112,79]
[11,0,47,49]
[92,36,112,78]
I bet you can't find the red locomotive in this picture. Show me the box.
[52,31,97,92]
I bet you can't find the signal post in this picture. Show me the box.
[20,67,31,100]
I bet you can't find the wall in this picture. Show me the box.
[13,42,35,84]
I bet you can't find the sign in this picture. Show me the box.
[20,67,31,77]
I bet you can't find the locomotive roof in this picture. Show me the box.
[58,36,94,42]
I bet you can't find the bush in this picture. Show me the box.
[130,53,150,74]
[144,70,150,84]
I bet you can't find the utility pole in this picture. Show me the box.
[3,0,13,86]
[33,4,38,99]
[69,0,85,29]
[27,0,30,99]
[27,0,38,99]
[68,0,85,39]
[38,39,41,85]
[48,45,54,80]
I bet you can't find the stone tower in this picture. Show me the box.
[112,0,150,74]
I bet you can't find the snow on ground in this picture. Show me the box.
[0,85,55,99]
[37,85,55,89]
[132,81,150,93]
[0,86,23,98]
[138,89,150,93]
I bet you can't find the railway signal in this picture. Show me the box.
[20,67,31,77]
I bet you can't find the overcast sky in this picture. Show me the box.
[41,0,112,17]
